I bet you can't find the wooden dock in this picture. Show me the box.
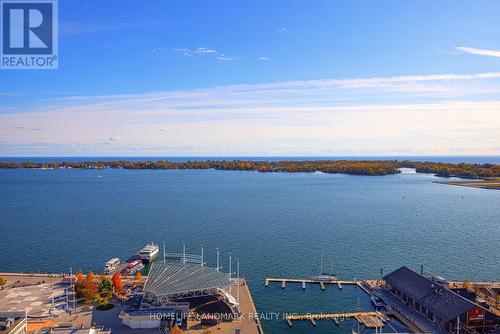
[356,281,372,295]
[286,312,387,328]
[356,314,385,328]
[265,277,358,288]
[286,311,379,321]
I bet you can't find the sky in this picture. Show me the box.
[1,0,500,156]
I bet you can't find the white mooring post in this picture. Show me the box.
[183,243,186,263]
[320,251,323,274]
[237,258,240,304]
[67,266,71,310]
[201,246,204,267]
[216,248,220,271]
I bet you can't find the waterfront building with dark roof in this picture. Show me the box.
[383,266,500,333]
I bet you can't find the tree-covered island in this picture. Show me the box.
[0,160,499,179]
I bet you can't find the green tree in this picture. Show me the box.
[99,277,113,293]
[99,277,113,305]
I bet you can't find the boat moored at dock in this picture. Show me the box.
[310,274,338,282]
[125,259,144,275]
[311,251,337,281]
[138,242,159,263]
[371,295,383,308]
[103,258,120,274]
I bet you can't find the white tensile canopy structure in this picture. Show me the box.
[143,261,231,303]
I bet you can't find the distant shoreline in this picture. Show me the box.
[434,179,500,190]
[0,159,498,180]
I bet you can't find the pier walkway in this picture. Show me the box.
[285,311,388,328]
[264,278,372,295]
[265,278,357,287]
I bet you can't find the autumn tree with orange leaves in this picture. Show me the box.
[134,271,143,281]
[75,269,84,283]
[74,270,99,303]
[112,272,124,292]
[171,325,183,334]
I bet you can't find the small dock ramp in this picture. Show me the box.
[286,311,388,328]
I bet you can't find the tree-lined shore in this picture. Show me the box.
[0,159,499,179]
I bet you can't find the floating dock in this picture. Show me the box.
[264,278,372,295]
[286,311,387,328]
[355,314,385,328]
[265,278,357,287]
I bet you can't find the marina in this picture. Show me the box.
[264,267,500,333]
[2,243,500,334]
[1,264,499,333]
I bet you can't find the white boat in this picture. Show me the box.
[126,259,144,274]
[371,295,383,308]
[311,274,337,282]
[311,251,337,281]
[103,258,120,274]
[138,242,159,263]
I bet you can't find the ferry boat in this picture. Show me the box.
[138,242,159,263]
[126,259,144,274]
[103,258,120,274]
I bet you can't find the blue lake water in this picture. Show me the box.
[0,166,499,333]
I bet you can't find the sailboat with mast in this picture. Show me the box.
[311,251,337,281]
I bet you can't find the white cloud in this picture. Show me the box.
[217,56,237,61]
[152,47,168,59]
[105,136,120,143]
[2,72,500,155]
[455,46,500,58]
[172,48,194,57]
[196,47,218,55]
[257,57,271,61]
[41,71,500,106]
[172,47,236,61]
